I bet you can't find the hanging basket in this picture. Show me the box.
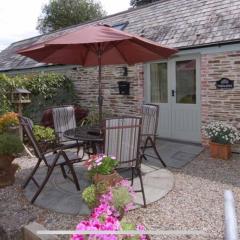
[209,141,232,160]
[93,170,123,187]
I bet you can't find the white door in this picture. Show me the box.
[145,55,201,143]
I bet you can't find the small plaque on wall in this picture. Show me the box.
[216,78,234,89]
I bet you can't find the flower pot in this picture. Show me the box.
[209,141,232,160]
[6,126,20,136]
[0,155,15,169]
[93,170,123,187]
[0,163,19,188]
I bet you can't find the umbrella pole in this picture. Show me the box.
[98,52,103,124]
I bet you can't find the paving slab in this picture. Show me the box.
[144,139,203,168]
[24,162,174,215]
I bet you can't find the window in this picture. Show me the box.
[150,62,168,103]
[176,60,196,104]
[112,22,129,31]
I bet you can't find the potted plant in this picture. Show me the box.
[0,133,24,187]
[32,125,56,151]
[0,112,19,134]
[84,154,122,186]
[203,121,240,160]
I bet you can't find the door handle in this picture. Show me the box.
[171,90,175,97]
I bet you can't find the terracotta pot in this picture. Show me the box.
[93,170,123,187]
[0,155,15,169]
[209,141,232,160]
[0,163,19,188]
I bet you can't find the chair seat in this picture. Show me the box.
[45,151,80,166]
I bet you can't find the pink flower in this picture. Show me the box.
[88,165,92,170]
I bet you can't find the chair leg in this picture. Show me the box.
[131,167,135,186]
[23,159,42,189]
[141,137,151,162]
[136,167,147,208]
[30,154,60,204]
[60,165,67,179]
[76,141,81,156]
[61,151,80,191]
[149,138,166,167]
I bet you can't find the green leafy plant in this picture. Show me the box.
[81,106,112,126]
[112,187,133,213]
[85,155,118,176]
[0,133,24,156]
[82,182,108,208]
[82,184,97,209]
[33,125,55,142]
[120,219,146,240]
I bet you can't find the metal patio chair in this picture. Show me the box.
[20,116,81,204]
[103,116,146,207]
[52,106,81,154]
[141,104,166,167]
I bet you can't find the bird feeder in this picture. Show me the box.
[11,88,31,104]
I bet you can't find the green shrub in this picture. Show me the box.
[0,133,24,155]
[82,182,108,208]
[112,187,133,213]
[82,184,97,208]
[33,125,55,142]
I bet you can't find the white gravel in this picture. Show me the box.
[1,150,240,239]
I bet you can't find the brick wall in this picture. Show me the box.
[67,64,144,116]
[201,51,240,145]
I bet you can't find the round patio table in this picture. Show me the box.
[64,125,104,154]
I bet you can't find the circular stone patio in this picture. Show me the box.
[24,162,174,215]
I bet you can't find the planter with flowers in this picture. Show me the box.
[0,112,19,135]
[85,155,122,187]
[203,121,240,160]
[74,155,150,240]
[0,133,24,187]
[74,179,149,240]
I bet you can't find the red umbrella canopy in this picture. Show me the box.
[17,25,177,66]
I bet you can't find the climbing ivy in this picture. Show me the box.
[0,72,76,122]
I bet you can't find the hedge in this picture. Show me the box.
[0,73,76,122]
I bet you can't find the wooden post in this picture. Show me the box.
[18,102,23,141]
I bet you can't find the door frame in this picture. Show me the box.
[144,54,201,143]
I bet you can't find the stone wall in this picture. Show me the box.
[68,50,240,145]
[201,50,240,144]
[67,64,144,116]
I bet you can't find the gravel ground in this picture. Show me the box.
[1,150,240,240]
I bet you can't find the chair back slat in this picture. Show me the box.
[141,104,159,137]
[20,117,44,159]
[52,106,76,142]
[104,117,141,168]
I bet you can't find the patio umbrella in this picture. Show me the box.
[17,24,177,122]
